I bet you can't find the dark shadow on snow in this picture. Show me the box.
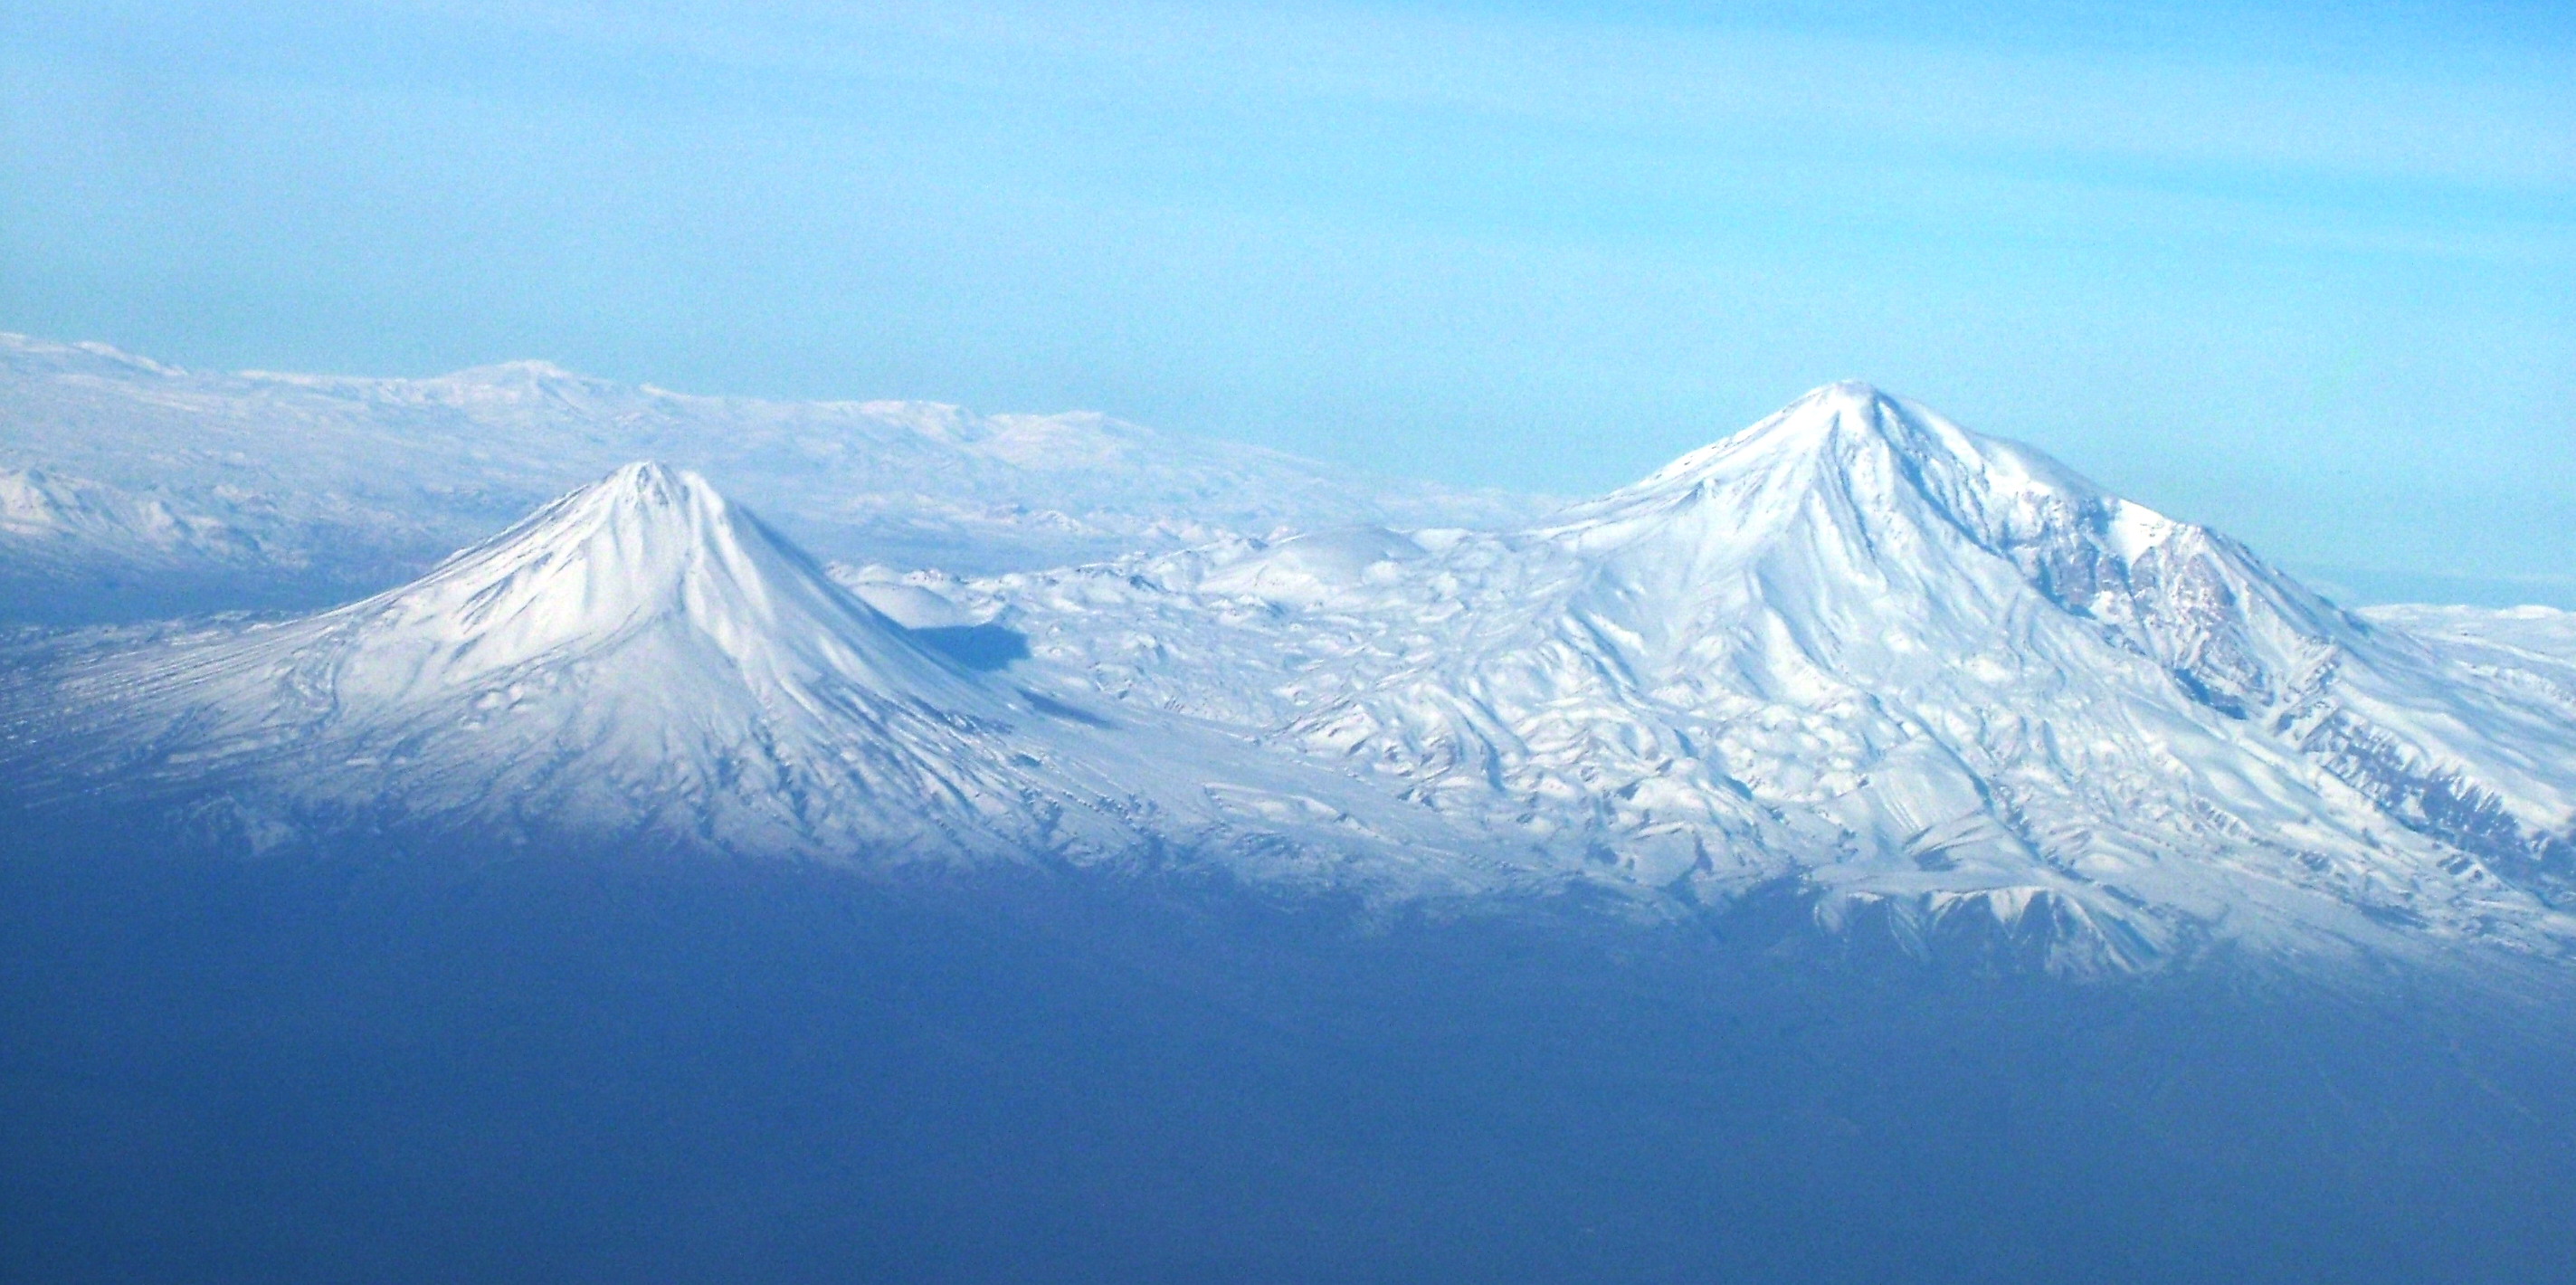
[906,623,1031,671]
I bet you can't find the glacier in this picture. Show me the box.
[4,370,2572,980]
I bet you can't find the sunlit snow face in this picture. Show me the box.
[6,384,2574,981]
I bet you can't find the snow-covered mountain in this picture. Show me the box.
[6,463,1071,856]
[0,333,1536,620]
[0,462,1516,892]
[7,381,2573,979]
[938,384,2576,972]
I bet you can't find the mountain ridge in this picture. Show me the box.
[0,331,1542,621]
[6,380,2574,980]
[937,385,2576,974]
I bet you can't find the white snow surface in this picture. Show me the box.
[929,384,2576,973]
[0,332,1536,606]
[1,463,1513,892]
[7,376,2575,978]
[0,464,261,572]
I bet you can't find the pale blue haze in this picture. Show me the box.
[3,0,2570,603]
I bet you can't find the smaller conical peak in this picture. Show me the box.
[363,463,785,666]
[588,460,710,511]
[1803,378,1896,412]
[508,460,775,574]
[516,461,737,556]
[328,461,971,701]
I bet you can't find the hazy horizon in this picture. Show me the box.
[1,325,2564,611]
[6,0,2571,606]
[8,11,2576,1276]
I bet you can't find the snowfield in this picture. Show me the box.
[0,331,1535,616]
[910,384,2576,973]
[4,347,2572,980]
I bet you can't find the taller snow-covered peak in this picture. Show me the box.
[236,357,622,405]
[1539,382,2250,611]
[1528,386,2360,726]
[1538,382,2141,608]
[1619,381,1925,489]
[1585,381,2120,534]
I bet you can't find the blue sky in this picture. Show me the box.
[5,0,2571,604]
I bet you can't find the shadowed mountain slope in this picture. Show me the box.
[6,388,2574,979]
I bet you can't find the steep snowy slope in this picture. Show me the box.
[0,463,1522,892]
[8,381,2571,978]
[0,333,1535,618]
[947,385,2576,971]
[5,463,1073,857]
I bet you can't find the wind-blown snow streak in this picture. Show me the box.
[5,382,2573,979]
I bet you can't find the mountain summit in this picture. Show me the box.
[2,462,1493,886]
[1547,383,2349,708]
[6,463,1126,858]
[961,385,2576,973]
[8,392,2576,979]
[331,461,980,705]
[1591,380,2065,503]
